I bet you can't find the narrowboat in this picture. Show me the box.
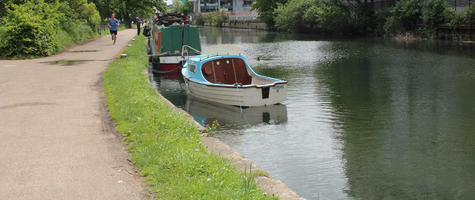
[181,55,287,107]
[148,13,201,77]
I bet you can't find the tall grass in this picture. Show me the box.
[103,36,275,199]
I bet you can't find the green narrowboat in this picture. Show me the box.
[148,13,201,78]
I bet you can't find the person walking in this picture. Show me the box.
[108,13,120,45]
[135,16,142,36]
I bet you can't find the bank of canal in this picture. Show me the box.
[152,27,475,199]
[104,36,276,199]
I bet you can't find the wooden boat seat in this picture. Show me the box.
[202,58,252,85]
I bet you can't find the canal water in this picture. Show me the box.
[150,27,475,199]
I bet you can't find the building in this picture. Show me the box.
[191,0,253,13]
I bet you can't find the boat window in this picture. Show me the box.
[189,64,196,73]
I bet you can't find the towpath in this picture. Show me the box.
[0,29,151,200]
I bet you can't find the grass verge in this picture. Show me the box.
[103,36,275,199]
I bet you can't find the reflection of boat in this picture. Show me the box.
[148,13,201,78]
[182,55,287,106]
[185,97,287,127]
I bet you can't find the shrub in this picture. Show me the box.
[302,1,349,33]
[465,4,475,25]
[56,22,95,52]
[351,2,377,34]
[422,0,451,30]
[448,11,464,29]
[205,13,214,25]
[384,0,422,34]
[215,10,228,27]
[174,0,193,16]
[0,0,61,57]
[273,0,315,32]
[374,8,392,36]
[195,13,205,25]
[252,0,288,26]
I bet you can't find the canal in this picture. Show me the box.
[150,27,475,199]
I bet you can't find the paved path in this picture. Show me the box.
[0,29,151,200]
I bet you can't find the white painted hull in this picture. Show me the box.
[184,79,287,107]
[159,56,181,64]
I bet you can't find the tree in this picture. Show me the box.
[252,0,288,26]
[422,0,451,30]
[152,0,167,13]
[383,0,422,34]
[173,0,193,15]
[109,0,156,28]
[0,0,25,18]
[88,0,110,20]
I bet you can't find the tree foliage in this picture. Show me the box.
[383,0,422,34]
[466,4,475,26]
[273,0,314,32]
[252,0,288,26]
[109,0,156,28]
[0,0,60,57]
[0,0,165,57]
[302,1,349,33]
[422,0,451,30]
[173,0,194,16]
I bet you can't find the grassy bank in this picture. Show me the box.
[103,36,274,199]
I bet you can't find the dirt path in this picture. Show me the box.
[0,29,151,200]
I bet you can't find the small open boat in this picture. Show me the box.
[181,54,287,107]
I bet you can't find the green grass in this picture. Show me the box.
[103,36,275,200]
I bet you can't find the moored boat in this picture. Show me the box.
[148,13,201,77]
[181,54,287,107]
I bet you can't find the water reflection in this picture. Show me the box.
[185,97,287,129]
[315,41,475,199]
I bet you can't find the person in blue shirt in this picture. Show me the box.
[108,13,120,45]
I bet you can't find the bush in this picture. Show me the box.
[195,13,205,25]
[273,0,315,32]
[384,0,422,34]
[448,11,465,29]
[302,1,349,33]
[0,0,101,58]
[174,0,193,15]
[374,8,392,35]
[56,22,95,52]
[422,0,451,30]
[351,2,377,34]
[215,10,228,27]
[252,0,288,26]
[205,13,214,25]
[465,4,475,25]
[0,0,60,57]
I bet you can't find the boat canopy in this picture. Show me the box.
[153,24,201,55]
[201,57,252,85]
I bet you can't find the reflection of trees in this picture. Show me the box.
[199,27,271,46]
[315,42,475,199]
